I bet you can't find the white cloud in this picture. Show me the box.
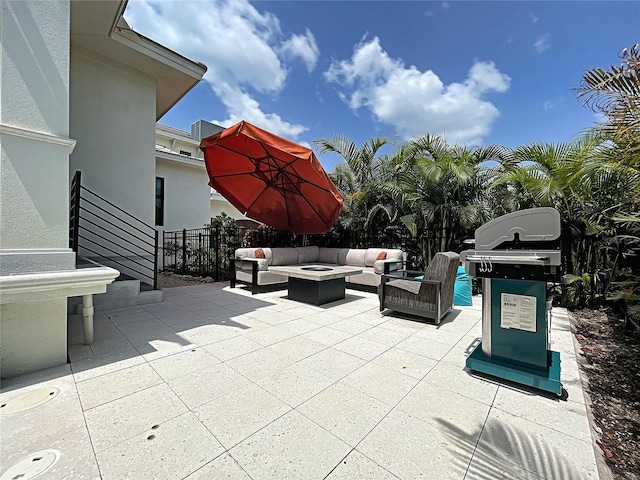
[279,29,319,73]
[324,37,511,145]
[528,12,539,23]
[534,34,551,54]
[124,0,311,138]
[210,84,308,138]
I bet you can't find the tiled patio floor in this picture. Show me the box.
[1,283,599,479]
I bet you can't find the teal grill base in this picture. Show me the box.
[466,342,562,396]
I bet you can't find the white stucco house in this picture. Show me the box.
[0,0,207,377]
[154,120,251,233]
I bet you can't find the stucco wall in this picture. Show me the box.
[210,199,246,221]
[0,0,73,259]
[1,0,69,137]
[156,158,210,231]
[69,48,156,226]
[1,138,71,250]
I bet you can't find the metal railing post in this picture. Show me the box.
[182,228,187,274]
[215,225,220,281]
[153,230,158,289]
[70,171,82,257]
[162,230,165,271]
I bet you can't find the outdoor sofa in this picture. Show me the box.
[230,246,405,294]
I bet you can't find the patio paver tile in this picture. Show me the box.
[340,362,420,406]
[242,324,299,347]
[84,383,188,453]
[225,346,294,381]
[267,335,327,362]
[296,347,367,381]
[107,310,157,327]
[177,323,240,346]
[149,347,221,382]
[357,325,412,347]
[332,335,389,361]
[255,362,336,407]
[325,450,400,480]
[371,347,438,379]
[71,352,146,383]
[440,334,482,367]
[230,410,351,480]
[76,362,163,410]
[421,361,499,406]
[0,424,101,480]
[88,336,137,358]
[202,335,264,361]
[96,411,224,480]
[492,386,592,442]
[167,363,250,409]
[396,380,491,441]
[136,339,199,362]
[465,453,546,480]
[477,408,598,480]
[193,382,291,449]
[0,367,87,448]
[297,381,392,447]
[357,409,476,480]
[395,335,454,361]
[185,453,253,480]
[327,318,373,336]
[301,325,353,346]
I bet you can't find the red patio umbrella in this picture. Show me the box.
[200,121,343,234]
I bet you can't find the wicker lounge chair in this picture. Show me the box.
[379,251,460,325]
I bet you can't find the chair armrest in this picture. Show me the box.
[382,269,423,280]
[381,260,404,274]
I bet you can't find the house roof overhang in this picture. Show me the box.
[70,0,207,120]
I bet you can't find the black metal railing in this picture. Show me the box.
[70,171,159,289]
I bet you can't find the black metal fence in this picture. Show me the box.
[162,224,468,281]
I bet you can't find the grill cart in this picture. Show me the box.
[460,207,563,395]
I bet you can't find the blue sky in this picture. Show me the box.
[125,0,639,171]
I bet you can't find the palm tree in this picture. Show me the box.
[384,134,493,266]
[492,136,619,306]
[576,44,640,150]
[315,134,398,231]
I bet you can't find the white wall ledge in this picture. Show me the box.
[0,124,77,153]
[0,267,119,304]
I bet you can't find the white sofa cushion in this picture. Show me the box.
[270,247,300,266]
[364,248,404,267]
[236,247,273,264]
[296,246,319,264]
[345,249,367,267]
[347,267,379,287]
[318,247,340,264]
[364,248,386,267]
[336,248,350,265]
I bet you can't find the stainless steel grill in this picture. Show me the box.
[460,207,562,282]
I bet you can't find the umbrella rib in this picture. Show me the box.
[213,142,335,194]
[206,133,341,233]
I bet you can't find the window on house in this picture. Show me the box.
[155,177,164,226]
[179,150,192,157]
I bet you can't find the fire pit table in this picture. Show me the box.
[269,265,363,305]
